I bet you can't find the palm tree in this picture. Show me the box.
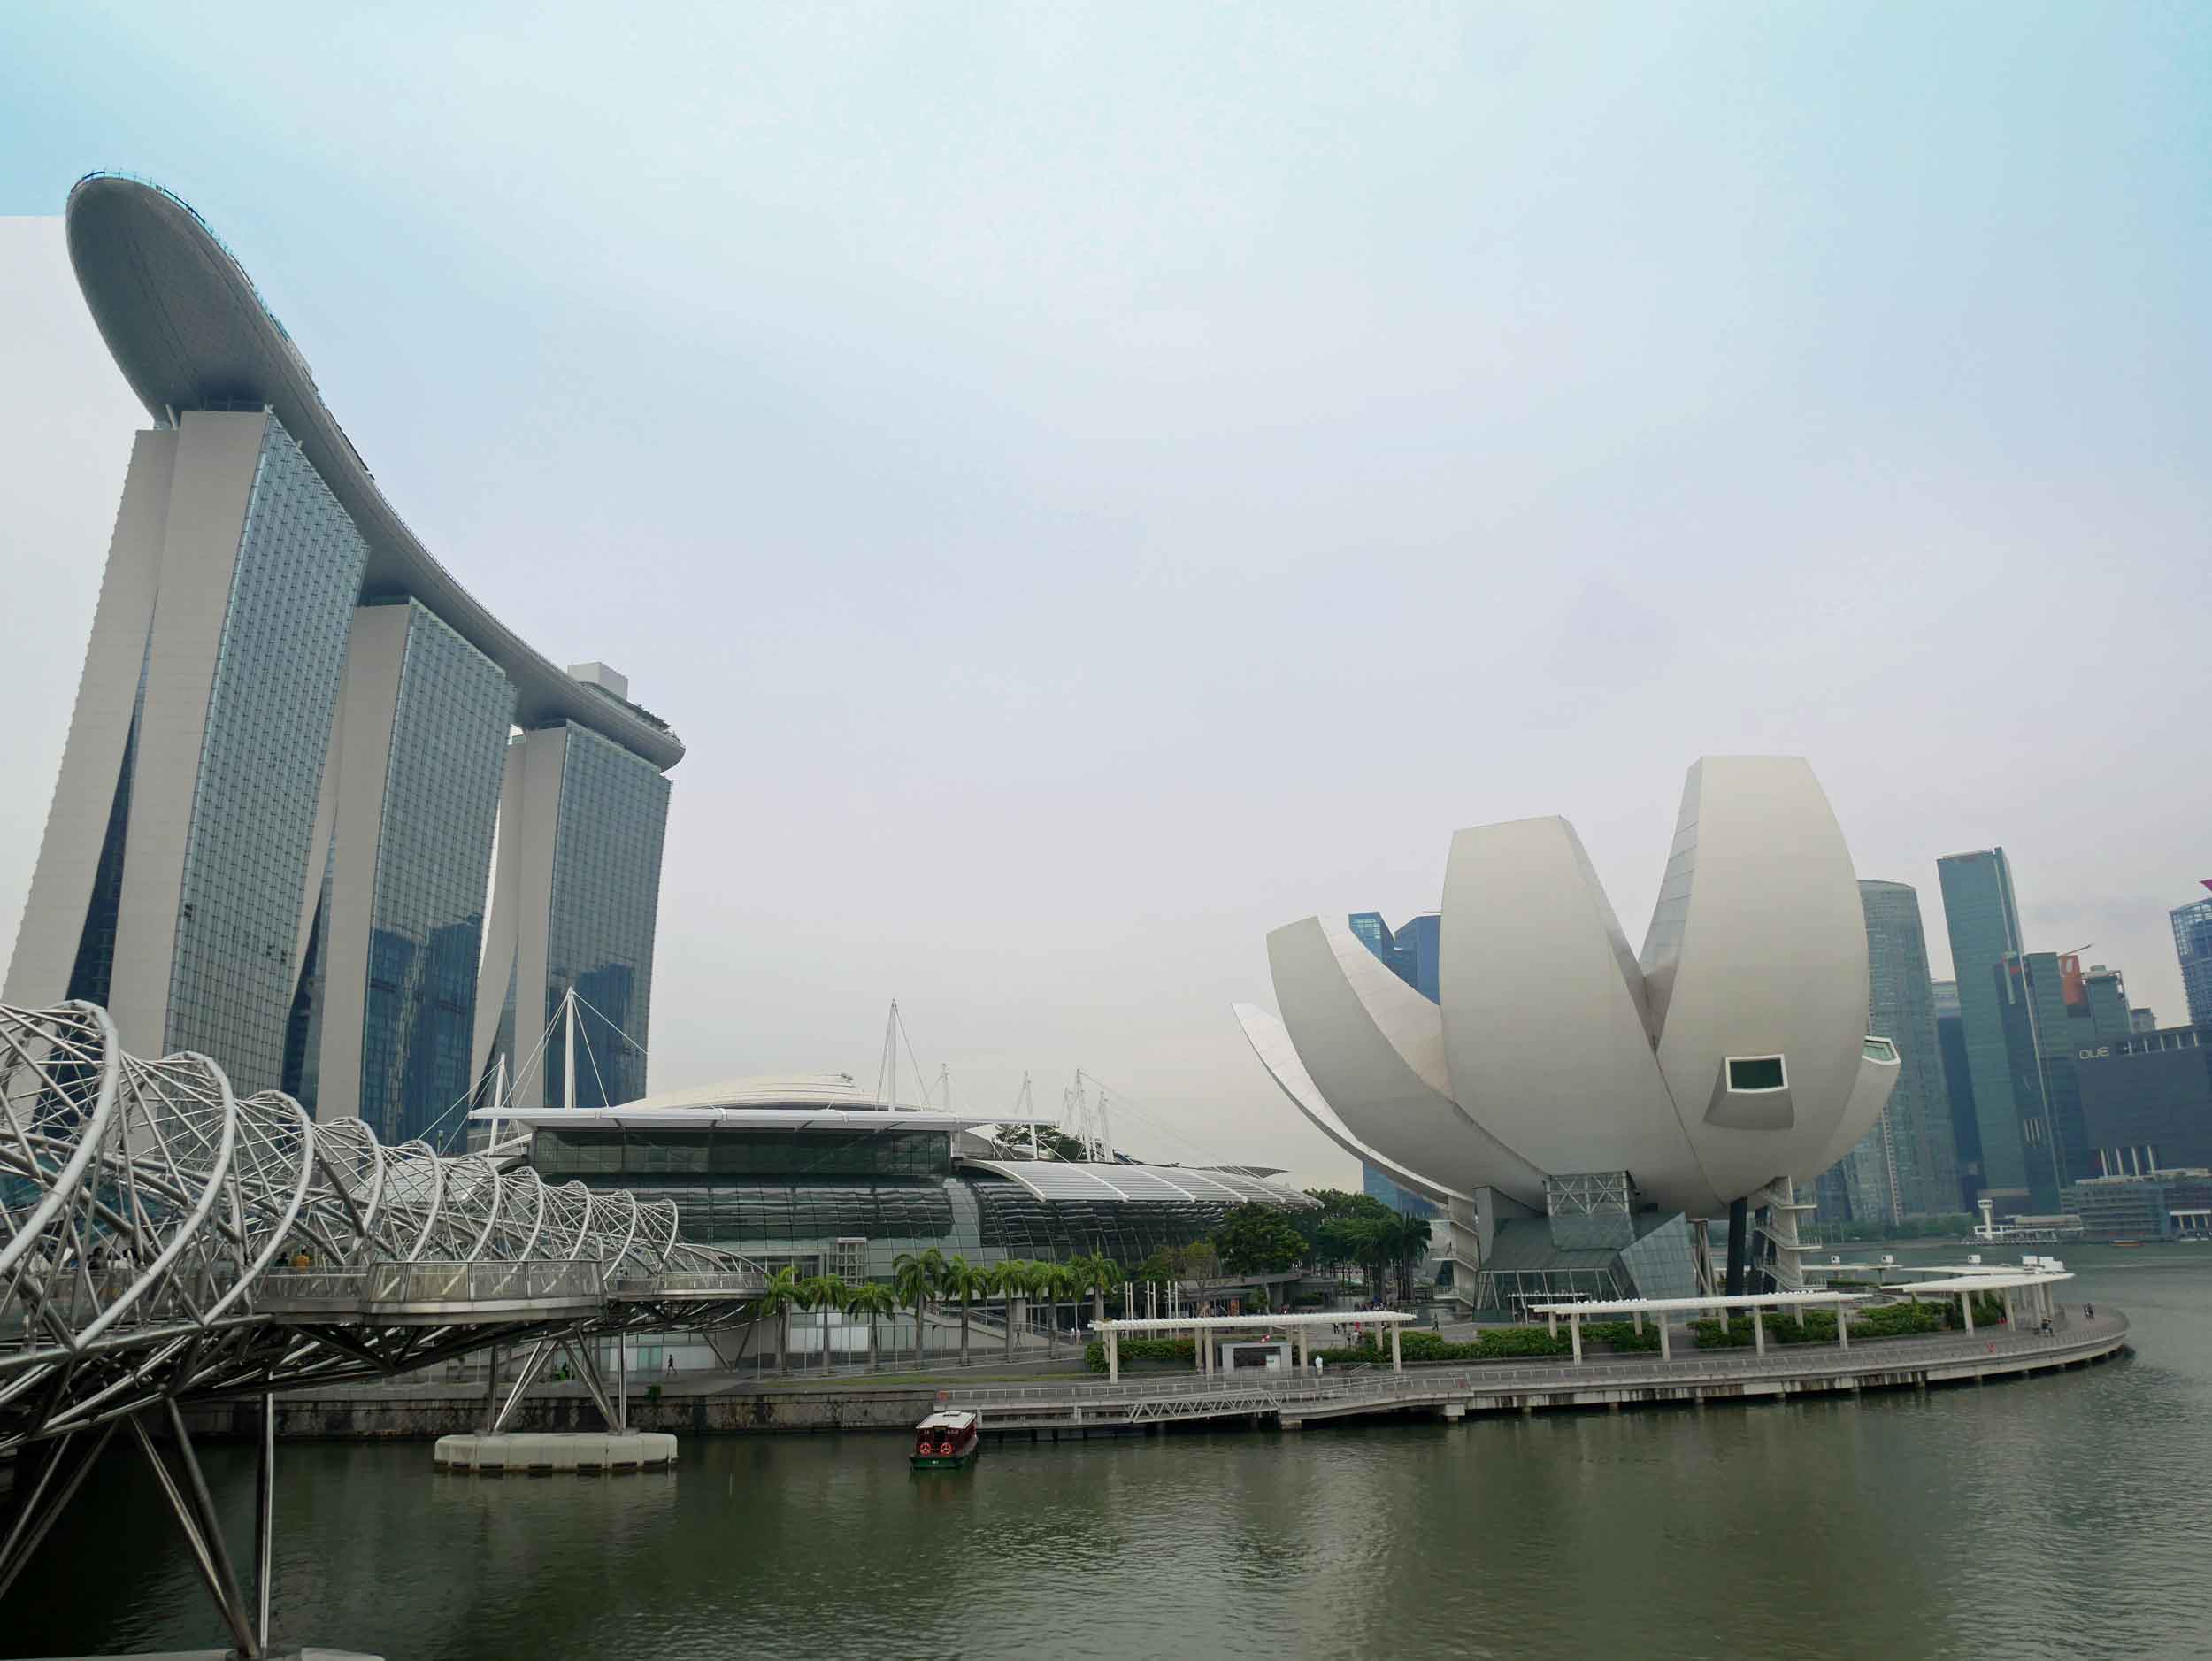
[843,1281,898,1373]
[1387,1212,1432,1307]
[1071,1252,1121,1331]
[892,1248,947,1366]
[1034,1261,1079,1355]
[757,1265,805,1375]
[798,1273,849,1374]
[941,1255,993,1366]
[988,1259,1030,1361]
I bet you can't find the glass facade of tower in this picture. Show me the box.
[1830,880,1958,1223]
[542,723,672,1111]
[354,604,511,1144]
[1348,909,1443,1216]
[2174,898,2212,1029]
[165,417,366,1094]
[1991,950,2134,1208]
[1362,1163,1439,1219]
[1936,850,2028,1204]
[1932,980,1980,1205]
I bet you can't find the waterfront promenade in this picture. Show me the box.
[943,1308,2131,1434]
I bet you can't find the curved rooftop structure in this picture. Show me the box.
[64,171,682,769]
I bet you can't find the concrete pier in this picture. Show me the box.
[433,1431,678,1473]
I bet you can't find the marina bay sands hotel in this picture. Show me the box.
[5,174,677,1139]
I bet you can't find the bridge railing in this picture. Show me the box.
[608,1271,768,1299]
[256,1260,608,1309]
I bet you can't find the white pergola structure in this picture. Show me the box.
[1527,1291,1870,1363]
[1885,1270,2073,1335]
[1088,1311,1419,1382]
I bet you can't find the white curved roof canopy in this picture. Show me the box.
[962,1157,1318,1210]
[63,173,682,769]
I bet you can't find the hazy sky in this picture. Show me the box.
[3,4,2207,1187]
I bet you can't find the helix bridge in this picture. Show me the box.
[1,999,767,1655]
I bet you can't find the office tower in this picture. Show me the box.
[472,717,672,1111]
[2175,896,2212,1029]
[1362,1163,1439,1219]
[1394,912,1442,1002]
[2077,1023,2212,1173]
[1936,850,2030,1208]
[2082,965,2132,1044]
[2130,1007,2160,1035]
[1932,979,1981,1208]
[1347,910,1437,1207]
[6,175,683,1133]
[1831,881,1959,1222]
[1348,912,1417,989]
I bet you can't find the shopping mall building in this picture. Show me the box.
[484,1074,1315,1280]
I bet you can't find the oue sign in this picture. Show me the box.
[2078,1047,2112,1060]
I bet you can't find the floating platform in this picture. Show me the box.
[433,1430,677,1473]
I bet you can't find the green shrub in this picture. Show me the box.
[1085,1337,1196,1373]
[1855,1300,1946,1338]
[1580,1320,1663,1352]
[1311,1326,1571,1365]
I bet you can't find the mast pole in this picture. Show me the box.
[563,988,577,1113]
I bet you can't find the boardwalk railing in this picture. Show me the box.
[944,1312,2131,1424]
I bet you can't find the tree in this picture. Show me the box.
[1033,1261,1079,1353]
[893,1248,948,1365]
[1385,1211,1432,1307]
[843,1281,898,1373]
[1070,1252,1121,1331]
[988,1259,1033,1360]
[940,1256,993,1365]
[1213,1204,1308,1277]
[798,1273,849,1374]
[1031,1127,1091,1163]
[1133,1247,1179,1289]
[757,1265,805,1374]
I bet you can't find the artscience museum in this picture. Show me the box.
[1237,757,1900,1311]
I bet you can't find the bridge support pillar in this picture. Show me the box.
[0,1420,122,1605]
[132,1403,263,1659]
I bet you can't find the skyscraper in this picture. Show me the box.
[1991,951,2094,1210]
[2174,895,2212,1029]
[1831,881,1958,1222]
[1936,850,2029,1208]
[1394,912,1443,1003]
[1932,979,1980,1207]
[1346,910,1439,1217]
[5,175,683,1141]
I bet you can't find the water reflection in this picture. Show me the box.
[9,1247,2211,1660]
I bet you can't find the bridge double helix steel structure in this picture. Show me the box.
[1,999,767,1655]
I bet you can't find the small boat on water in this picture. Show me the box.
[910,1409,982,1470]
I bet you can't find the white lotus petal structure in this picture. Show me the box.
[1237,757,1898,1219]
